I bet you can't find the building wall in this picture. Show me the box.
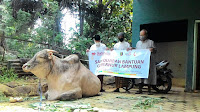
[132,0,200,91]
[155,41,187,87]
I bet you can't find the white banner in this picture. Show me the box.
[89,50,151,78]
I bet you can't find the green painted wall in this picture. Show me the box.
[132,0,200,91]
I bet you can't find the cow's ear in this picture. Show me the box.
[46,49,58,54]
[48,52,53,59]
[46,49,58,60]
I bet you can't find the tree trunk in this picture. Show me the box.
[79,0,84,36]
[80,9,85,36]
[99,0,102,4]
[0,33,6,61]
[54,10,63,48]
[0,6,6,61]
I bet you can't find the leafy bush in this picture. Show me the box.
[0,91,8,103]
[0,66,18,83]
[67,35,92,58]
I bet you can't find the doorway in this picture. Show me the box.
[196,22,200,90]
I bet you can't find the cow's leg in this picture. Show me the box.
[44,91,48,99]
[58,88,82,101]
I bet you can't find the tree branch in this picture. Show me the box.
[99,0,102,4]
[104,0,113,9]
[3,36,69,53]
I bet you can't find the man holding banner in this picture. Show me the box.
[88,32,152,94]
[135,29,157,95]
[86,35,108,92]
[113,32,131,92]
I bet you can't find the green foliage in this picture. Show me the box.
[99,0,133,47]
[133,97,162,110]
[29,102,97,112]
[3,53,17,60]
[0,91,9,103]
[33,0,64,45]
[67,35,92,56]
[67,0,133,56]
[6,39,44,58]
[1,0,133,59]
[0,0,65,59]
[0,66,18,83]
[0,1,32,37]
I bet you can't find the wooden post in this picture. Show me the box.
[7,61,11,69]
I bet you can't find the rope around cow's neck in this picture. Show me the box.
[38,57,55,112]
[46,56,55,78]
[38,79,42,112]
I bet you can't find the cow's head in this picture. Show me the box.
[22,49,58,79]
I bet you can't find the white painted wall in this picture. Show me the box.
[155,41,187,79]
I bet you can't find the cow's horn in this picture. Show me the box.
[46,49,58,54]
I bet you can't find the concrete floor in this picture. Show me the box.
[0,86,200,112]
[78,87,200,112]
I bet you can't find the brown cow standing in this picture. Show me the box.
[22,49,101,100]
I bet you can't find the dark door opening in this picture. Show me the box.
[196,23,200,90]
[140,20,188,42]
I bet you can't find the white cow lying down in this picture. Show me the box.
[22,49,101,100]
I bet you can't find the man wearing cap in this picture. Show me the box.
[113,32,131,92]
[86,35,108,92]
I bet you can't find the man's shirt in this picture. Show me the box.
[114,41,130,50]
[90,43,106,51]
[136,39,156,49]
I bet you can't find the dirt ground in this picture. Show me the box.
[0,84,200,112]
